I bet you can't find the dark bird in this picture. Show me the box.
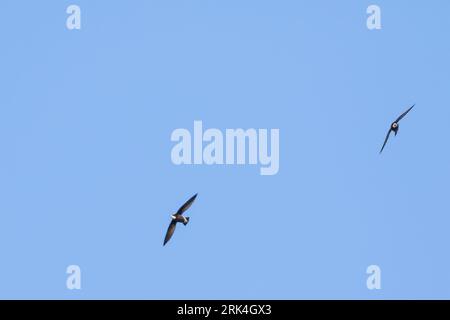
[379,104,415,154]
[163,193,198,246]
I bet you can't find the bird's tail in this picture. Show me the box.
[183,217,190,226]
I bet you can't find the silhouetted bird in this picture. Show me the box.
[380,105,415,154]
[163,193,198,246]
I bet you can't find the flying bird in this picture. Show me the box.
[379,104,415,154]
[163,193,198,246]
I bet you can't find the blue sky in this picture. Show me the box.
[1,1,450,299]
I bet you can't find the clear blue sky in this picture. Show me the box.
[1,1,450,299]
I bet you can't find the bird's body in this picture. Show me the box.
[380,105,414,154]
[390,122,399,135]
[171,214,189,225]
[163,194,197,246]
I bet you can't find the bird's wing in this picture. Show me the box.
[395,104,415,123]
[163,220,177,246]
[176,193,198,216]
[380,129,392,154]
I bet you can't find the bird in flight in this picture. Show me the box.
[379,104,415,154]
[163,193,198,246]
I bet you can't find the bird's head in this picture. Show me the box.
[171,215,177,220]
[391,122,398,129]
